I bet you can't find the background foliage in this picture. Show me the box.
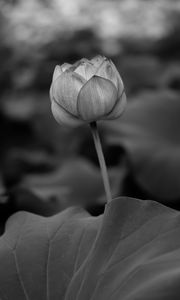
[0,0,180,233]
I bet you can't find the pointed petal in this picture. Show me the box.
[52,65,63,82]
[68,59,83,72]
[96,59,124,96]
[51,71,86,115]
[74,61,96,81]
[91,55,106,68]
[106,90,127,119]
[51,100,84,127]
[77,76,118,122]
[61,63,72,72]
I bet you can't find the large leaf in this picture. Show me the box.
[105,90,180,201]
[1,197,180,299]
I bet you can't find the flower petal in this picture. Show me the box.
[110,60,125,98]
[91,55,106,68]
[68,59,84,72]
[106,90,127,119]
[74,60,96,80]
[96,59,124,95]
[52,70,86,115]
[52,65,63,82]
[77,75,118,122]
[51,99,84,126]
[49,84,53,102]
[61,63,72,72]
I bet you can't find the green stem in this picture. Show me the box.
[90,121,112,203]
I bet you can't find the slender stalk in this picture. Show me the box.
[90,121,112,203]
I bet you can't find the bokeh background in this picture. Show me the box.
[0,0,180,232]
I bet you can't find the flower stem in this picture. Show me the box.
[90,121,112,203]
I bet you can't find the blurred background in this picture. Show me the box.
[0,0,180,232]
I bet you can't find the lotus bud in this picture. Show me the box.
[50,56,126,126]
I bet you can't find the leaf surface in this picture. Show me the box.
[1,197,180,299]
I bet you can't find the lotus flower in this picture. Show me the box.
[50,56,126,126]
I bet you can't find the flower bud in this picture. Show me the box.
[50,56,126,126]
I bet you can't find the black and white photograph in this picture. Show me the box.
[0,0,180,299]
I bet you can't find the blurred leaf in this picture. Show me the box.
[159,63,180,91]
[119,55,163,95]
[1,92,38,121]
[21,158,104,206]
[6,148,55,171]
[20,158,121,207]
[2,148,56,188]
[105,90,180,201]
[8,187,62,217]
[1,197,180,299]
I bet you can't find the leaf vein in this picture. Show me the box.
[13,251,30,300]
